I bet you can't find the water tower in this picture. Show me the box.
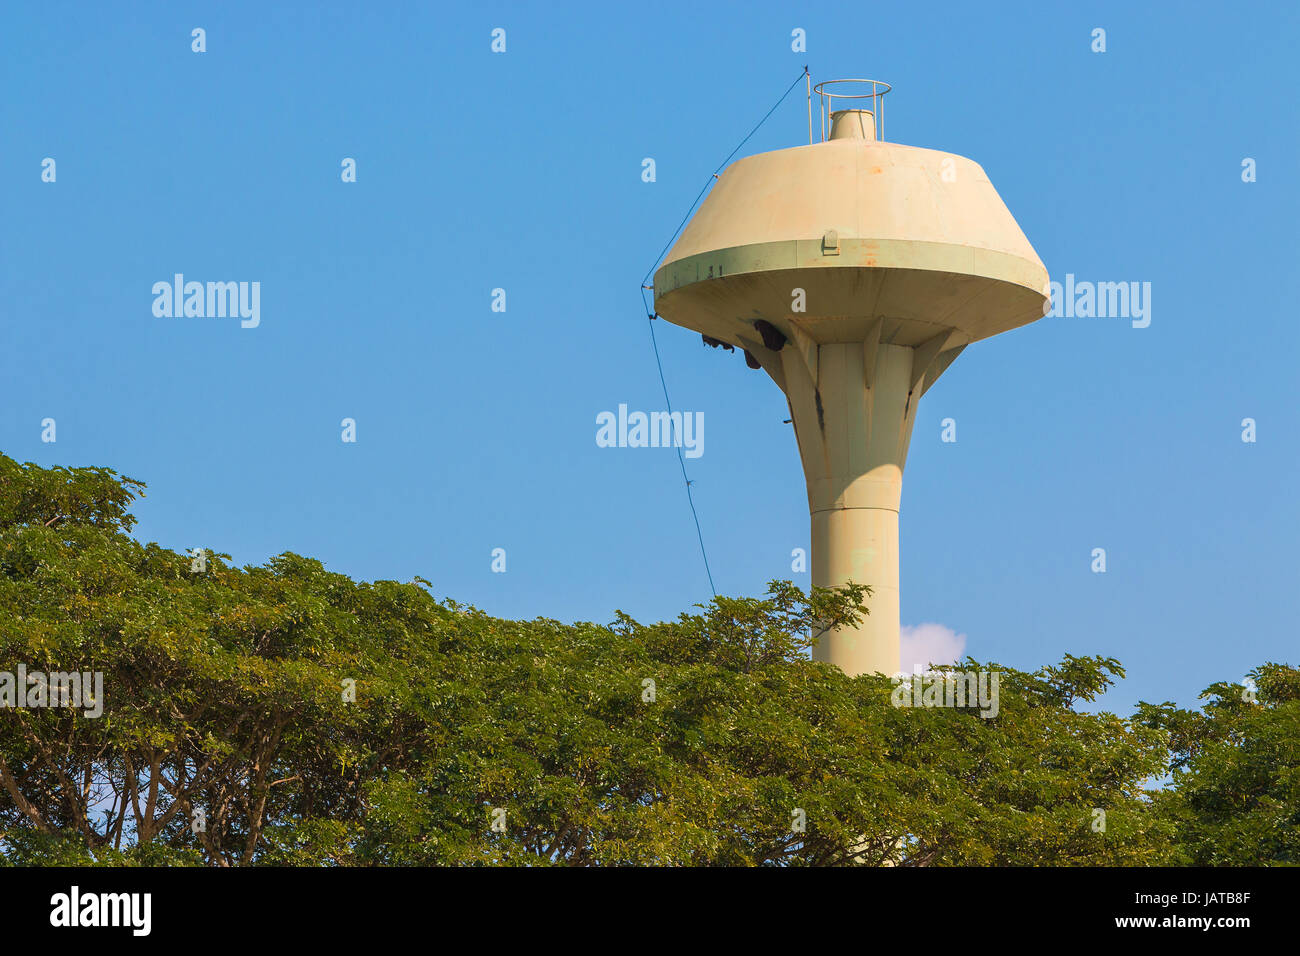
[652,79,1049,676]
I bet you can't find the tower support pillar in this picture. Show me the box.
[781,340,920,676]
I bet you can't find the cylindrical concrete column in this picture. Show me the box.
[797,342,916,677]
[810,502,901,675]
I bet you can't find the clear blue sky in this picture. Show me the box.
[2,1,1296,712]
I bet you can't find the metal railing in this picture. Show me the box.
[810,78,891,143]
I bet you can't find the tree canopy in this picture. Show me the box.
[0,452,1293,865]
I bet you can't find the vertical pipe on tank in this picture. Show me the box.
[806,70,813,146]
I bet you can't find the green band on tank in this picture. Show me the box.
[654,238,1044,301]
